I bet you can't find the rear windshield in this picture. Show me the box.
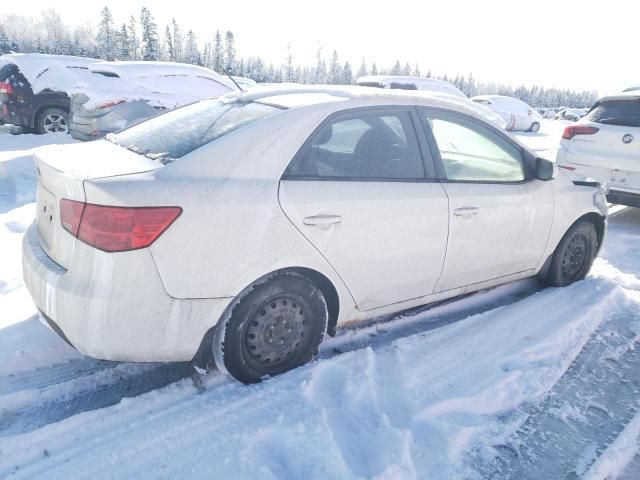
[106,99,283,164]
[587,99,640,127]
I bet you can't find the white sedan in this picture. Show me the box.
[23,86,607,383]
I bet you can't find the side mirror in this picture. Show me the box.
[535,157,555,181]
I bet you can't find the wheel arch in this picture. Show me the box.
[32,104,70,129]
[191,266,341,369]
[538,211,606,279]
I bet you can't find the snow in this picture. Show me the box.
[1,54,235,110]
[1,122,639,478]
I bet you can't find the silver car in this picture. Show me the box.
[70,61,235,141]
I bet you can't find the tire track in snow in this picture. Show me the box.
[0,278,617,479]
[0,279,540,439]
[473,298,640,479]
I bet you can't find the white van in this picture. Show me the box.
[471,95,542,132]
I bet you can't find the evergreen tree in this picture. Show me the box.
[140,6,159,60]
[0,25,13,54]
[165,25,174,61]
[184,30,200,65]
[118,23,131,60]
[370,62,378,76]
[402,62,411,75]
[328,50,342,84]
[212,30,223,72]
[171,19,183,62]
[412,64,421,77]
[96,6,115,60]
[356,58,368,79]
[314,46,327,84]
[224,31,236,74]
[127,16,140,60]
[284,43,294,82]
[342,61,353,85]
[391,60,402,75]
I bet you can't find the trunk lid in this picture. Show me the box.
[34,140,161,268]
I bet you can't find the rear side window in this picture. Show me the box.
[286,110,426,180]
[106,99,282,164]
[587,99,640,127]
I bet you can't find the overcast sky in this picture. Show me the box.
[4,0,636,94]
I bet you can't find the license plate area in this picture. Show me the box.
[36,183,57,253]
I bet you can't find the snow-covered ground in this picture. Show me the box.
[0,121,639,479]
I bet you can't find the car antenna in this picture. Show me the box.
[224,69,245,92]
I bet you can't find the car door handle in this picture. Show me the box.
[453,207,480,218]
[303,214,343,226]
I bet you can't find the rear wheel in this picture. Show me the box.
[529,121,541,133]
[213,272,327,384]
[541,221,598,287]
[36,108,69,134]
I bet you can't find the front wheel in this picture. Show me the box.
[213,272,328,384]
[541,221,598,287]
[36,108,69,134]
[529,121,541,133]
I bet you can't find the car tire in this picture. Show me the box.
[529,121,541,133]
[212,271,328,384]
[541,220,598,287]
[35,108,69,134]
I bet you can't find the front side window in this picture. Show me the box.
[287,110,425,180]
[424,114,525,182]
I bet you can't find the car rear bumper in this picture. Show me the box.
[22,222,232,362]
[607,189,640,208]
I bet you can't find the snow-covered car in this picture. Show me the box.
[0,53,98,133]
[23,85,607,384]
[557,93,640,208]
[69,61,237,141]
[554,108,587,122]
[356,75,508,130]
[471,95,543,132]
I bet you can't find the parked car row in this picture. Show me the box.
[0,53,241,138]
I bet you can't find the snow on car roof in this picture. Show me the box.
[88,61,237,89]
[226,84,491,121]
[0,53,98,83]
[356,75,466,98]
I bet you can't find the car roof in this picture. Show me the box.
[0,53,99,82]
[225,84,491,119]
[356,75,465,96]
[597,92,640,102]
[88,61,237,88]
[471,94,523,102]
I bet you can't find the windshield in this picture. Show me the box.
[586,98,640,127]
[106,99,283,164]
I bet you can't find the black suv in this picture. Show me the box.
[0,56,82,134]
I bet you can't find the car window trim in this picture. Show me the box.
[281,105,437,182]
[417,106,534,185]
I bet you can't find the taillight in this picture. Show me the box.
[60,199,181,252]
[0,82,13,95]
[562,125,599,140]
[60,199,85,236]
[97,100,125,109]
